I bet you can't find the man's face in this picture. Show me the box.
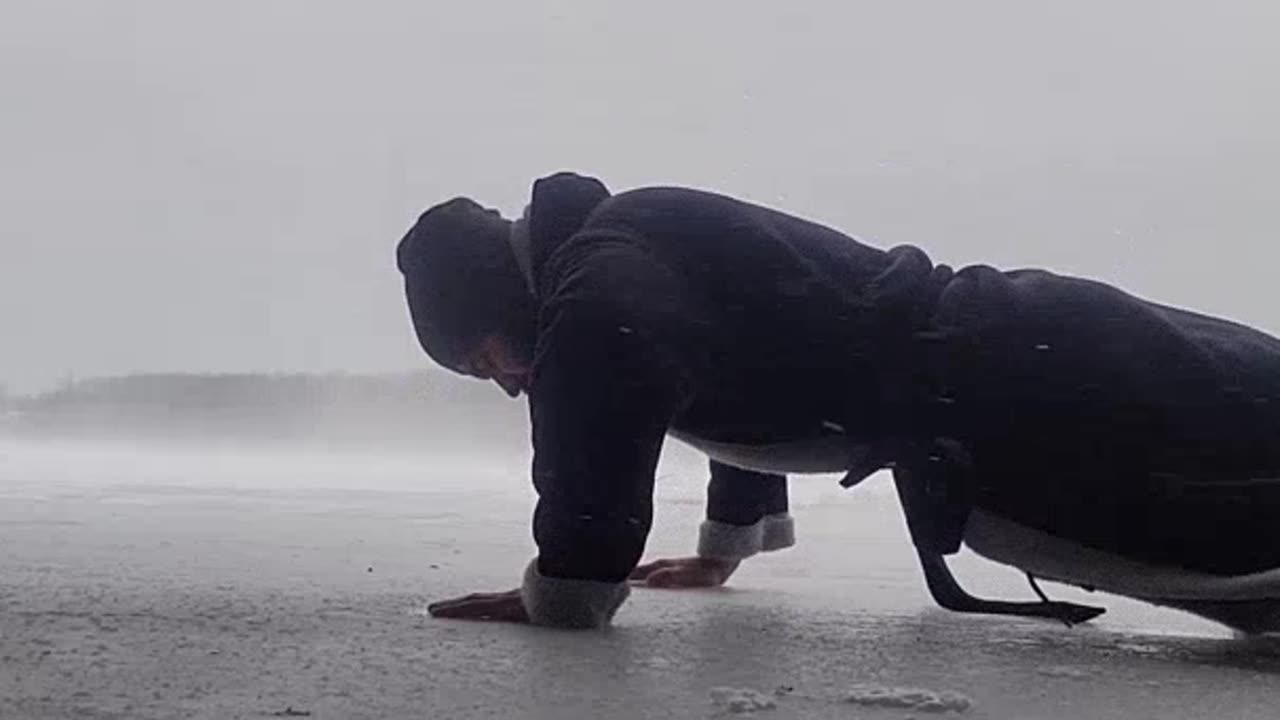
[456,333,532,398]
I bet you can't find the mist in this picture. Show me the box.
[3,0,1277,395]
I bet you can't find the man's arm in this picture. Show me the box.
[698,460,795,560]
[521,234,695,628]
[630,461,794,588]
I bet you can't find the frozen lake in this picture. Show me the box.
[2,440,1278,719]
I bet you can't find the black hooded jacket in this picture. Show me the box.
[523,172,1280,584]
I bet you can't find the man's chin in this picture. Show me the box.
[495,377,526,398]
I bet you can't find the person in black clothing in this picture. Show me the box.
[397,171,1280,632]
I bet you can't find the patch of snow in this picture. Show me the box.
[1036,665,1092,679]
[642,656,672,669]
[844,684,972,713]
[709,687,777,714]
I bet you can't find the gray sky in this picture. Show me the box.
[2,0,1277,393]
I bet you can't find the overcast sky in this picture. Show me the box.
[2,1,1276,392]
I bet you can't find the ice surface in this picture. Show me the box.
[1036,665,1094,679]
[2,441,1280,719]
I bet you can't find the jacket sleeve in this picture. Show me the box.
[521,234,694,628]
[697,461,796,560]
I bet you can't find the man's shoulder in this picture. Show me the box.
[592,185,764,222]
[567,185,787,274]
[535,212,707,339]
[539,230,687,315]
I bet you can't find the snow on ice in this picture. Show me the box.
[844,684,973,713]
[709,687,778,714]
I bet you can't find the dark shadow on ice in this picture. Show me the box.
[903,606,1280,675]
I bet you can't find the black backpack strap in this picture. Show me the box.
[892,437,975,556]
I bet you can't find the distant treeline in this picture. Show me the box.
[0,372,528,453]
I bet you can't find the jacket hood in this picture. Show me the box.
[526,172,612,290]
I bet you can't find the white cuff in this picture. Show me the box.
[697,513,796,560]
[520,560,630,629]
